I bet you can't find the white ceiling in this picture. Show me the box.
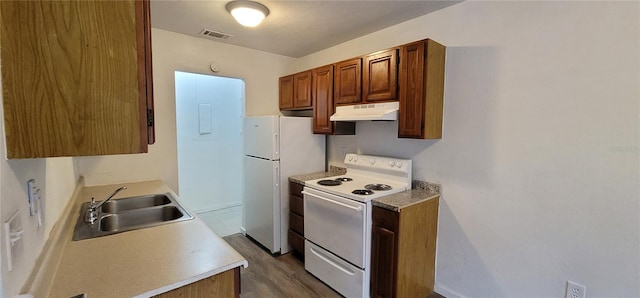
[150,0,461,58]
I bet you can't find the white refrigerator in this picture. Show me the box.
[243,116,326,254]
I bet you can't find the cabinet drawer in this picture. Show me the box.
[288,229,305,255]
[290,195,304,216]
[290,212,304,234]
[373,205,399,230]
[289,181,304,196]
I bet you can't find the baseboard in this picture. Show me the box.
[193,202,242,214]
[434,282,466,298]
[240,227,246,235]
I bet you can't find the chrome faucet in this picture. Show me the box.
[84,186,127,224]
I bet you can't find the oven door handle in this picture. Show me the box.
[309,245,356,276]
[302,191,363,211]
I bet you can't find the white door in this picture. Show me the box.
[303,187,367,267]
[243,156,280,253]
[244,116,279,160]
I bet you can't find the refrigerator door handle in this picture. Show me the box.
[274,133,279,156]
[275,165,280,187]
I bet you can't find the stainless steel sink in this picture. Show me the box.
[72,193,193,241]
[100,194,171,213]
[99,206,184,232]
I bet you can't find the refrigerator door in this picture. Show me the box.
[279,116,326,253]
[244,116,280,160]
[243,156,281,253]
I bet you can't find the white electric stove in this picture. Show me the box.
[303,154,412,298]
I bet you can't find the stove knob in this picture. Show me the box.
[369,159,376,165]
[396,161,403,168]
[389,161,395,167]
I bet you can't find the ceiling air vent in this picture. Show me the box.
[199,29,233,40]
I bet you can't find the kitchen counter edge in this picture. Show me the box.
[372,189,440,212]
[47,180,247,298]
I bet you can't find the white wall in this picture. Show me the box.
[300,2,639,297]
[0,27,295,297]
[0,75,79,297]
[76,28,297,193]
[175,71,244,212]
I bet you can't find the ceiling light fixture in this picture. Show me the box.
[225,0,270,28]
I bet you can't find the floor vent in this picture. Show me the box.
[199,29,233,40]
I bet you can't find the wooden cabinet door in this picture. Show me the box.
[334,58,362,105]
[1,0,153,158]
[279,75,295,110]
[154,267,239,298]
[398,39,446,139]
[363,48,399,102]
[293,71,313,109]
[312,65,334,134]
[398,41,425,138]
[371,206,399,298]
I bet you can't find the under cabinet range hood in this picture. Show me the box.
[329,102,399,121]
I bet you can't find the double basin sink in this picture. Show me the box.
[72,193,194,241]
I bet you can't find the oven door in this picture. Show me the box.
[303,187,367,268]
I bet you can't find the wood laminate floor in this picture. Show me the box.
[224,234,342,298]
[224,233,446,298]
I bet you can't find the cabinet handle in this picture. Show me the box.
[147,109,154,127]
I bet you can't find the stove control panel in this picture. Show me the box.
[344,154,411,173]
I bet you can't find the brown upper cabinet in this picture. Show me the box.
[312,64,356,136]
[280,71,313,110]
[398,39,446,139]
[334,58,362,105]
[363,48,399,103]
[279,75,295,110]
[0,0,154,158]
[293,71,313,109]
[312,65,334,134]
[278,38,444,139]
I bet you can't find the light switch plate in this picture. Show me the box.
[27,179,36,216]
[4,210,23,271]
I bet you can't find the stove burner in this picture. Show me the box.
[318,179,342,186]
[352,189,374,195]
[334,177,353,182]
[365,184,392,191]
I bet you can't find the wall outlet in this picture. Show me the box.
[566,281,586,298]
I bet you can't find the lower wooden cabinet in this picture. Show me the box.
[154,267,240,298]
[370,197,439,298]
[288,181,305,256]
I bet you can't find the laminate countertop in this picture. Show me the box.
[372,189,440,212]
[48,180,247,298]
